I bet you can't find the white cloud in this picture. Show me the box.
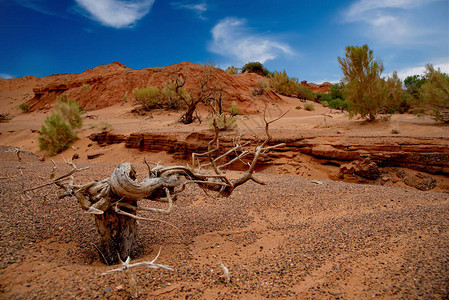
[209,18,292,65]
[343,0,442,45]
[75,0,155,28]
[15,0,56,15]
[346,0,434,17]
[172,1,207,19]
[0,73,14,79]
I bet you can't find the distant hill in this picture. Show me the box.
[1,62,331,113]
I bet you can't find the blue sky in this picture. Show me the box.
[0,0,448,83]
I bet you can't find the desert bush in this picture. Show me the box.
[338,44,402,120]
[228,101,241,116]
[296,84,317,101]
[242,62,271,77]
[270,70,299,96]
[328,98,347,110]
[210,113,237,131]
[252,79,271,96]
[225,66,239,74]
[132,86,161,111]
[419,64,449,122]
[0,113,12,123]
[90,121,112,132]
[38,113,76,154]
[81,84,90,91]
[38,97,83,155]
[55,96,83,129]
[161,80,190,110]
[19,103,30,113]
[295,105,302,110]
[304,103,315,111]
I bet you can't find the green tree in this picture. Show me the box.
[338,44,402,120]
[241,62,271,77]
[419,64,449,122]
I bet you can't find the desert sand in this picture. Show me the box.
[0,63,448,298]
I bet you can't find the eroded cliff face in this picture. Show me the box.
[89,131,449,187]
[25,62,284,113]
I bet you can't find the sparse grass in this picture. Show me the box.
[210,113,238,131]
[89,121,112,132]
[304,103,315,111]
[225,66,239,74]
[81,84,90,92]
[19,103,30,113]
[0,113,13,123]
[252,79,271,96]
[391,128,400,134]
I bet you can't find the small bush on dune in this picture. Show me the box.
[304,103,315,111]
[38,95,83,155]
[161,80,190,110]
[38,113,77,154]
[132,86,161,111]
[296,84,316,101]
[225,66,239,74]
[55,96,83,129]
[210,113,238,131]
[271,70,299,96]
[228,101,241,116]
[242,62,272,77]
[252,79,271,96]
[19,103,30,113]
[419,64,449,122]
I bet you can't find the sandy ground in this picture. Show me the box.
[1,86,449,298]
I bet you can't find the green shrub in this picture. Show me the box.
[270,70,299,96]
[328,98,346,110]
[225,66,239,74]
[228,101,241,116]
[338,44,402,120]
[296,85,317,100]
[295,105,302,110]
[210,113,237,131]
[38,96,83,155]
[132,86,161,111]
[252,79,271,96]
[38,113,77,154]
[19,103,30,113]
[55,96,83,129]
[161,81,189,110]
[304,103,315,111]
[419,65,449,122]
[81,84,90,91]
[242,62,271,77]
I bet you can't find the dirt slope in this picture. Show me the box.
[7,62,282,113]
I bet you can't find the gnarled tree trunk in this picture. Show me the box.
[94,205,137,264]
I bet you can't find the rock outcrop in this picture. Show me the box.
[89,132,449,176]
[25,62,283,113]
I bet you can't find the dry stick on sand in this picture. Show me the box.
[101,247,173,298]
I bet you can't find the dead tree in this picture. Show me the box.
[179,66,224,124]
[25,110,286,264]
